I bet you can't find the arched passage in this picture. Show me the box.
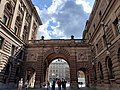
[41,48,78,88]
[46,58,70,88]
[77,67,89,88]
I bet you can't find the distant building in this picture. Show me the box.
[48,59,70,81]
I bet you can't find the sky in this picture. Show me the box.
[32,0,95,39]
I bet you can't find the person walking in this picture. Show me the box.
[47,80,50,90]
[51,79,56,90]
[57,79,61,90]
[61,79,67,90]
[25,80,29,90]
[18,78,23,90]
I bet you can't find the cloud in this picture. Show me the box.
[35,0,94,39]
[75,0,93,13]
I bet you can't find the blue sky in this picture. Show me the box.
[32,0,95,39]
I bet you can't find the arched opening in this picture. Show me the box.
[25,67,36,88]
[77,67,88,88]
[98,62,104,80]
[105,57,114,79]
[77,71,85,87]
[46,58,70,88]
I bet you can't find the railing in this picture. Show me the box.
[28,39,87,45]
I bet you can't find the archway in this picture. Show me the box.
[47,58,70,88]
[25,67,36,88]
[77,67,89,88]
[77,71,85,87]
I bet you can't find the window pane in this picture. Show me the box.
[0,36,4,49]
[117,21,120,34]
[14,27,17,34]
[11,45,15,56]
[2,15,7,24]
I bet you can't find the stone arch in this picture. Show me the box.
[43,47,70,64]
[77,67,89,87]
[41,47,79,88]
[43,48,71,81]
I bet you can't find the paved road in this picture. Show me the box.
[1,87,97,90]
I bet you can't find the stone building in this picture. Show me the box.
[0,0,42,89]
[48,59,70,81]
[83,0,120,89]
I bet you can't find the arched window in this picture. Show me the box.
[106,57,114,79]
[3,2,13,26]
[6,3,12,13]
[113,18,120,35]
[98,62,104,79]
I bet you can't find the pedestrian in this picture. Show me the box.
[51,79,56,90]
[57,79,61,90]
[18,78,23,90]
[25,80,29,90]
[61,79,67,90]
[47,80,50,90]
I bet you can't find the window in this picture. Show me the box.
[113,18,120,35]
[11,45,15,56]
[99,11,102,19]
[0,36,4,49]
[106,57,114,79]
[14,26,18,34]
[2,15,8,25]
[98,62,104,79]
[96,44,98,53]
[102,35,107,47]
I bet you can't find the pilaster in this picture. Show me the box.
[10,0,19,30]
[28,14,34,40]
[0,0,6,20]
[20,9,27,39]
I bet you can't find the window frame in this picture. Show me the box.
[106,57,114,79]
[11,45,15,56]
[2,15,9,25]
[0,36,4,49]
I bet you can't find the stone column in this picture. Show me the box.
[28,14,34,40]
[10,0,19,30]
[69,56,78,89]
[20,9,27,39]
[0,0,6,20]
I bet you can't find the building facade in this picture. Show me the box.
[0,0,42,89]
[83,0,120,89]
[48,59,70,81]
